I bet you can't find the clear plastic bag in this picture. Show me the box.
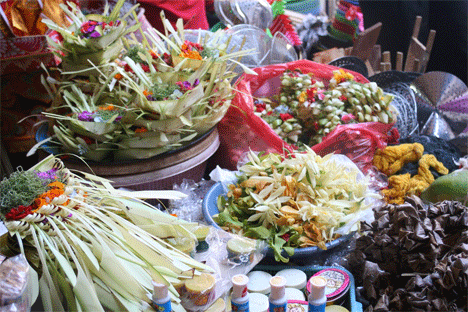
[167,179,266,311]
[175,229,266,312]
[0,254,31,312]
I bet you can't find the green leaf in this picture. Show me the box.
[283,246,295,256]
[217,208,243,228]
[244,226,270,240]
[270,236,289,263]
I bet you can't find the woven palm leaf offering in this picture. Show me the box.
[35,7,255,161]
[38,79,131,162]
[0,155,215,311]
[109,14,255,160]
[42,0,140,75]
[214,148,382,262]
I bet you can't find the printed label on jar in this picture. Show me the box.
[232,300,249,311]
[308,303,326,312]
[152,301,172,312]
[269,302,287,312]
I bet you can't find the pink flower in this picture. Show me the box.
[317,91,325,101]
[341,114,355,123]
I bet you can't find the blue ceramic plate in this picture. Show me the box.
[202,182,354,261]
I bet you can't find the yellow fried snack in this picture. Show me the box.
[382,154,449,204]
[373,143,424,175]
[415,154,449,185]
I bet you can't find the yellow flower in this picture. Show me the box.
[298,91,307,104]
[333,69,354,84]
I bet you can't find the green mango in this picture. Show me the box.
[421,170,468,204]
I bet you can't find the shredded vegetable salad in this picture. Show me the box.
[215,148,381,262]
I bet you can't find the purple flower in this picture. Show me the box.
[176,80,198,93]
[80,21,98,34]
[114,116,122,122]
[182,81,191,90]
[36,168,58,181]
[36,168,57,185]
[78,111,94,121]
[88,31,101,38]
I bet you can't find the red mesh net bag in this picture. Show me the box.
[216,60,399,171]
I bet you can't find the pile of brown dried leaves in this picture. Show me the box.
[347,196,468,311]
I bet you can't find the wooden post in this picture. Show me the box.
[382,51,391,70]
[370,44,381,73]
[412,16,422,38]
[404,37,426,72]
[395,52,404,71]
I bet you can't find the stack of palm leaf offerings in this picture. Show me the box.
[0,155,215,311]
[34,0,254,161]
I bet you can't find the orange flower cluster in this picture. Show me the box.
[179,50,202,60]
[179,41,204,60]
[98,104,116,111]
[32,181,68,212]
[135,127,148,133]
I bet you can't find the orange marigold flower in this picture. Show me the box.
[114,73,123,80]
[149,50,159,58]
[179,50,202,60]
[48,181,65,190]
[48,189,63,198]
[143,90,153,97]
[33,198,48,210]
[135,127,148,133]
[98,104,115,111]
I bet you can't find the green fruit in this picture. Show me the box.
[421,170,468,204]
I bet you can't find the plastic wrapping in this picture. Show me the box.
[174,229,266,312]
[217,60,395,172]
[0,254,30,312]
[311,122,399,174]
[168,179,267,311]
[169,179,217,222]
